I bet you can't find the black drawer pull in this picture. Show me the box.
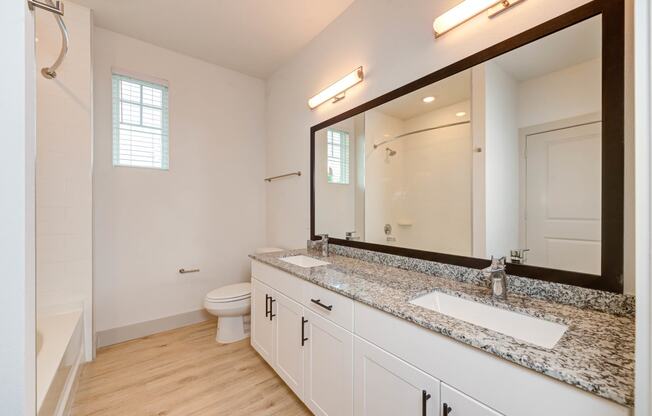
[422,390,431,416]
[265,294,270,318]
[269,298,276,321]
[310,298,333,311]
[443,403,453,416]
[301,317,308,346]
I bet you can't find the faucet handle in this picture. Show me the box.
[317,233,329,241]
[484,256,506,272]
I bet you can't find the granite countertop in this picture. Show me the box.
[250,249,635,407]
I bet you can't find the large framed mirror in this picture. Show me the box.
[311,0,625,292]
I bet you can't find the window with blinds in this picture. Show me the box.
[112,74,169,169]
[327,128,350,184]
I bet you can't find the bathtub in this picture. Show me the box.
[37,309,84,416]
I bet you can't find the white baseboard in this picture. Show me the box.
[97,310,214,348]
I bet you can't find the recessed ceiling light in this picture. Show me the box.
[456,111,467,117]
[422,96,435,103]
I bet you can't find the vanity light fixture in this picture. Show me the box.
[433,0,524,37]
[308,67,364,109]
[422,96,436,103]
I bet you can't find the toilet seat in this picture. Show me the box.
[206,282,251,303]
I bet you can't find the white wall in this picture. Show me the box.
[35,2,93,360]
[0,2,36,414]
[92,28,267,333]
[517,59,601,128]
[634,0,652,411]
[265,0,598,250]
[482,62,520,260]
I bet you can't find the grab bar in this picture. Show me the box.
[29,0,69,79]
[265,171,301,182]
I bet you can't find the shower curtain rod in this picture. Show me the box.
[373,120,470,149]
[28,0,69,79]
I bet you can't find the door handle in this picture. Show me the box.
[310,298,333,311]
[265,294,270,318]
[443,402,453,416]
[422,390,431,416]
[269,298,276,321]
[301,317,308,346]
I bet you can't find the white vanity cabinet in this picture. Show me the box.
[250,260,631,416]
[440,383,502,416]
[273,291,305,397]
[303,309,353,416]
[251,261,354,416]
[251,278,274,363]
[354,337,439,416]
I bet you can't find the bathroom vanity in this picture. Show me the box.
[250,1,634,415]
[249,250,633,416]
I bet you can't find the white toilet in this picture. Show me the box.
[205,247,283,343]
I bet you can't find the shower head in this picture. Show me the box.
[385,147,397,156]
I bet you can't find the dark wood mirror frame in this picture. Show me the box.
[310,0,625,293]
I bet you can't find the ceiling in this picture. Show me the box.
[377,70,472,120]
[493,15,601,81]
[70,0,355,78]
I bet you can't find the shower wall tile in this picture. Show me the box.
[35,2,94,360]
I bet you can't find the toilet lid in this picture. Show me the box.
[206,282,251,301]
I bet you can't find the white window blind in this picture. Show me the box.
[327,129,350,184]
[112,74,169,169]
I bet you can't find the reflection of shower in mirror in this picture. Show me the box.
[385,147,397,162]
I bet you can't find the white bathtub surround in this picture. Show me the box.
[37,309,83,415]
[92,28,267,338]
[35,1,94,361]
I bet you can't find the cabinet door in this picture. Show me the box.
[274,291,305,398]
[304,309,353,416]
[441,383,503,416]
[251,278,274,364]
[354,336,439,416]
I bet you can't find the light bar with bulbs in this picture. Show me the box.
[433,0,524,38]
[308,67,364,109]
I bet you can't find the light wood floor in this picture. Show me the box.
[72,320,312,416]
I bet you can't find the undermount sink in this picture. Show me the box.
[410,291,567,349]
[280,255,330,268]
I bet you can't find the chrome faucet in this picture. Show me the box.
[483,256,507,299]
[317,234,329,257]
[345,231,360,241]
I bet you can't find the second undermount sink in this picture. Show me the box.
[410,291,567,349]
[280,255,330,268]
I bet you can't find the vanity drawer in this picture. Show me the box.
[251,260,303,302]
[302,281,353,331]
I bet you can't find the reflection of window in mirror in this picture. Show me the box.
[327,128,350,184]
